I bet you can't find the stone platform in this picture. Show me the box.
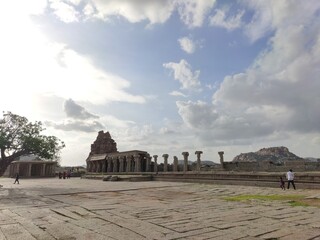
[0,177,320,239]
[85,171,320,189]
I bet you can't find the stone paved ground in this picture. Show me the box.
[0,178,320,240]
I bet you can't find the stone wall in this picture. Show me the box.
[223,160,320,172]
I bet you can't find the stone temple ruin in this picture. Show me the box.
[86,131,320,174]
[86,131,151,173]
[86,131,211,174]
[86,131,320,189]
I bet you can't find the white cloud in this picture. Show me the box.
[0,37,145,108]
[45,0,216,28]
[176,0,320,145]
[49,0,79,23]
[178,37,196,54]
[176,101,219,129]
[175,0,217,28]
[64,99,98,119]
[242,0,320,42]
[86,0,175,25]
[163,59,201,90]
[46,119,104,132]
[169,91,187,97]
[209,8,244,31]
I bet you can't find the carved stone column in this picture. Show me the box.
[173,156,178,172]
[41,164,46,176]
[126,155,132,173]
[162,154,169,172]
[107,157,112,172]
[182,152,189,172]
[113,157,118,172]
[153,155,158,173]
[119,156,125,172]
[28,164,32,177]
[195,151,203,172]
[218,151,225,170]
[87,162,90,172]
[134,154,141,172]
[146,155,151,172]
[102,161,106,173]
[96,161,101,172]
[90,162,95,172]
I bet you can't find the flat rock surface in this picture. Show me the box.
[0,178,319,240]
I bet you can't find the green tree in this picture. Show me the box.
[0,112,65,176]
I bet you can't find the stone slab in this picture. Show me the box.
[0,178,319,240]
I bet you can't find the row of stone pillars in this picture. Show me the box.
[152,151,224,173]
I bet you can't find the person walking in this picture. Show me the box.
[286,169,296,190]
[279,176,285,190]
[13,172,20,184]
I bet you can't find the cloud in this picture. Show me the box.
[178,37,196,54]
[163,59,201,90]
[46,119,104,132]
[242,0,320,42]
[64,99,98,119]
[176,101,218,129]
[49,0,79,23]
[175,0,217,28]
[209,8,244,31]
[0,33,146,107]
[169,91,187,97]
[176,0,320,144]
[45,0,216,28]
[48,99,135,132]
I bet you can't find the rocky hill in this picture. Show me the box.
[232,146,304,163]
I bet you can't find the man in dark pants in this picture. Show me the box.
[286,169,296,189]
[14,172,20,184]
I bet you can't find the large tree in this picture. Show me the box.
[0,112,65,176]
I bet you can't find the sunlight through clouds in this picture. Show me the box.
[1,0,319,165]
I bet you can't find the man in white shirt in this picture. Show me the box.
[286,169,296,190]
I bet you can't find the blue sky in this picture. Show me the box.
[1,0,319,166]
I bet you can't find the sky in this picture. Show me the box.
[1,0,320,166]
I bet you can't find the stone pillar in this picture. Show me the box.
[134,154,141,172]
[153,155,158,173]
[107,158,112,172]
[119,156,124,172]
[218,151,225,170]
[15,163,20,175]
[126,156,131,172]
[173,156,178,172]
[87,162,90,172]
[113,157,118,172]
[28,164,32,177]
[182,152,189,172]
[102,161,106,173]
[50,164,54,176]
[41,164,46,176]
[96,161,101,172]
[146,155,151,172]
[162,154,169,172]
[195,151,203,172]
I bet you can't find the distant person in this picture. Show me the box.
[13,172,20,184]
[286,169,296,190]
[279,176,285,190]
[63,171,66,179]
[58,172,62,179]
[67,170,71,179]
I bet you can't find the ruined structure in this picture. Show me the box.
[86,131,151,173]
[86,132,320,175]
[86,131,208,174]
[9,160,56,178]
